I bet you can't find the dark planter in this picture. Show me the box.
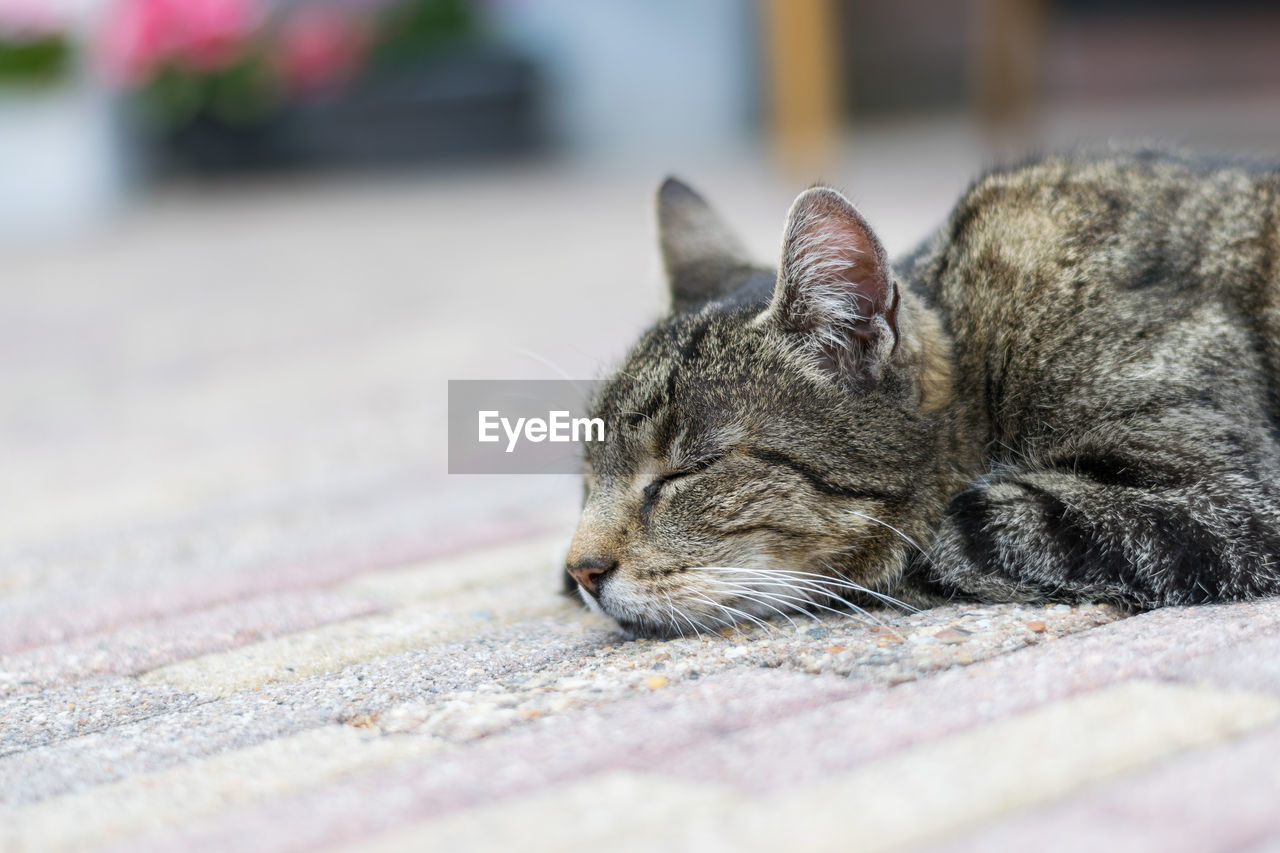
[141,44,541,175]
[290,45,543,166]
[156,111,294,174]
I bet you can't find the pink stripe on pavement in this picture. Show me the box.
[932,722,1280,853]
[115,669,864,853]
[655,598,1280,792]
[118,599,1280,853]
[0,515,559,655]
[0,590,385,698]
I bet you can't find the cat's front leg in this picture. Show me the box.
[920,476,1140,608]
[916,464,1280,610]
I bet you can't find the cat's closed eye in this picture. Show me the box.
[643,453,729,510]
[642,466,704,505]
[641,474,681,508]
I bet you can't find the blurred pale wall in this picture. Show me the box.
[488,0,757,155]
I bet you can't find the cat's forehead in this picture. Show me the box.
[586,315,842,474]
[596,314,767,415]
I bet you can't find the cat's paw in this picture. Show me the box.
[927,481,1062,603]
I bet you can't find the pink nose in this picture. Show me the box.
[567,558,618,596]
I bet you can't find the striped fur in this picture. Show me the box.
[566,150,1280,636]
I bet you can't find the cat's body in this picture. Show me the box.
[566,148,1280,636]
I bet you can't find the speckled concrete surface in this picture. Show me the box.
[5,144,1280,851]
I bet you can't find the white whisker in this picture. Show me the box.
[618,409,655,425]
[715,587,801,629]
[684,564,906,636]
[509,346,589,396]
[662,592,688,640]
[705,578,887,629]
[846,509,936,570]
[674,603,704,636]
[705,578,825,625]
[687,590,776,634]
[691,565,919,614]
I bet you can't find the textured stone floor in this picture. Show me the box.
[6,529,1280,852]
[6,128,1280,851]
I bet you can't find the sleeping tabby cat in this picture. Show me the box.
[565,148,1280,637]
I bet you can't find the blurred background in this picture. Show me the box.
[3,0,1280,575]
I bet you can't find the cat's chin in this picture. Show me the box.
[575,583,673,637]
[611,614,687,640]
[589,597,682,639]
[581,586,698,638]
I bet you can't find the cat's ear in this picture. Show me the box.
[658,177,752,313]
[766,186,899,381]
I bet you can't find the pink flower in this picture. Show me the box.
[100,0,175,86]
[182,0,260,72]
[277,6,370,95]
[100,0,262,87]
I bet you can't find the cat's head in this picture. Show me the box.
[567,179,953,636]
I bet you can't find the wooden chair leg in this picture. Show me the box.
[762,0,842,173]
[972,0,1049,125]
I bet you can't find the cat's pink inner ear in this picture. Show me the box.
[779,188,892,331]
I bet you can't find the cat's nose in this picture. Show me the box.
[567,557,618,597]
